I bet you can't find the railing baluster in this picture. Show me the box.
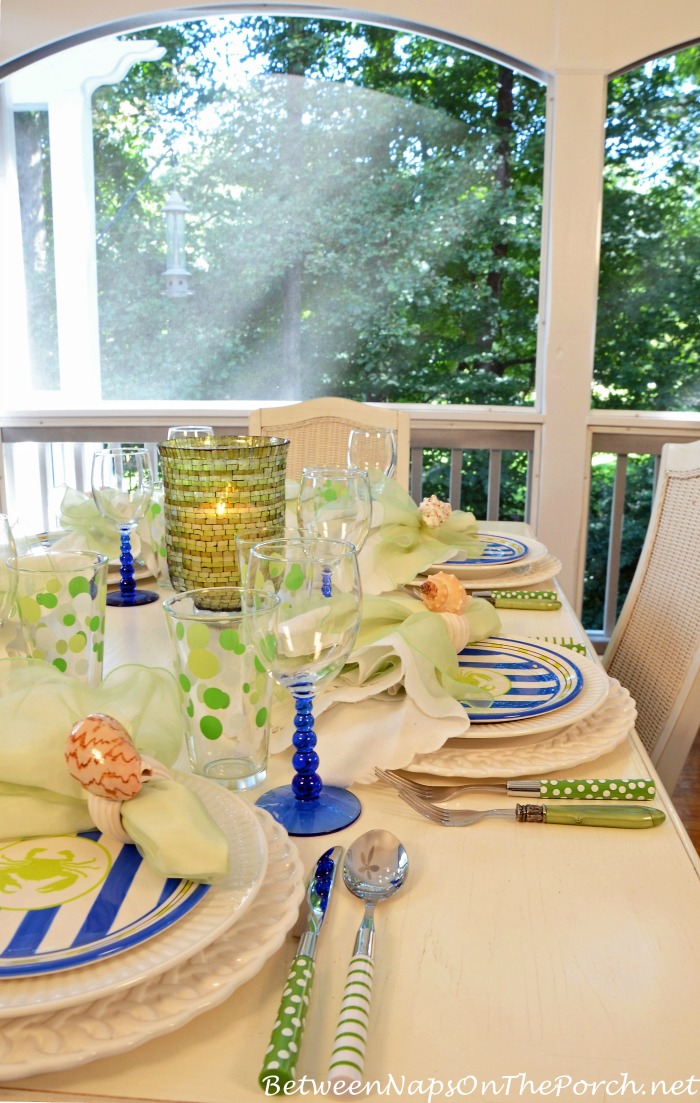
[38,442,52,532]
[0,429,8,515]
[449,449,463,509]
[410,446,424,502]
[486,449,502,520]
[603,453,628,641]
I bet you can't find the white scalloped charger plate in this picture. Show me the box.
[0,808,304,1081]
[0,773,268,1017]
[452,640,610,738]
[405,678,635,778]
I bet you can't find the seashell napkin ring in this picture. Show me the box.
[65,713,172,843]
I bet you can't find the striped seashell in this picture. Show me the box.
[65,714,143,801]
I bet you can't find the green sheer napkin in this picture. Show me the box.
[358,480,485,595]
[51,486,167,580]
[269,592,502,783]
[0,658,228,882]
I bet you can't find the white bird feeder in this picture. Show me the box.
[163,190,191,298]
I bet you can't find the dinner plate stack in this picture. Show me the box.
[406,636,636,779]
[0,776,305,1080]
[418,531,562,591]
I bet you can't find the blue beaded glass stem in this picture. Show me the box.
[254,542,362,835]
[117,526,137,602]
[106,525,158,607]
[290,690,322,801]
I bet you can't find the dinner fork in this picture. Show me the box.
[393,786,666,829]
[375,768,657,802]
[376,768,505,801]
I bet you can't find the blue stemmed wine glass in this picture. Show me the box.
[91,447,159,607]
[243,536,362,836]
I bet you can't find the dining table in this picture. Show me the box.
[1,521,699,1103]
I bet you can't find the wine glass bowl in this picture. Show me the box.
[297,465,372,551]
[91,447,159,607]
[0,514,17,628]
[167,425,214,440]
[244,536,362,835]
[348,427,397,492]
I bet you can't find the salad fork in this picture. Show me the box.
[394,786,666,829]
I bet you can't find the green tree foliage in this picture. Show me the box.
[582,455,655,629]
[88,17,545,403]
[595,48,700,410]
[15,22,700,631]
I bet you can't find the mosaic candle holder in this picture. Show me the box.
[158,436,289,598]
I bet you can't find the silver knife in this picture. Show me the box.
[259,845,342,1094]
[471,589,562,609]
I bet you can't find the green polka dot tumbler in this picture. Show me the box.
[10,550,109,686]
[163,586,279,789]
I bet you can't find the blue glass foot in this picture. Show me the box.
[107,589,159,607]
[255,785,361,836]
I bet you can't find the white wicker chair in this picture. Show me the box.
[248,397,411,487]
[603,440,700,792]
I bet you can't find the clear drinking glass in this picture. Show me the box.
[297,466,372,551]
[91,447,159,607]
[164,586,279,789]
[243,536,362,836]
[347,427,397,492]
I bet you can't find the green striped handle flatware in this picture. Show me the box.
[328,953,375,1088]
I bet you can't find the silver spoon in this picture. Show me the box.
[327,829,409,1093]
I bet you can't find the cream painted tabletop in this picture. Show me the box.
[1,533,700,1103]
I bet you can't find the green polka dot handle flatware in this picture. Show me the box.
[538,778,656,800]
[259,845,342,1095]
[259,954,315,1093]
[472,589,562,610]
[375,769,656,803]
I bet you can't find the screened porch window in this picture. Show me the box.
[3,16,547,409]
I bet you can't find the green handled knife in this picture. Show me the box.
[259,845,342,1095]
[472,589,562,610]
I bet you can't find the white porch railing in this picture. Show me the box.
[1,405,699,645]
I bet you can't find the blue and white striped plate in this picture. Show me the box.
[446,534,529,567]
[456,637,584,722]
[0,831,209,978]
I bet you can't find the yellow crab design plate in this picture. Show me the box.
[0,831,209,977]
